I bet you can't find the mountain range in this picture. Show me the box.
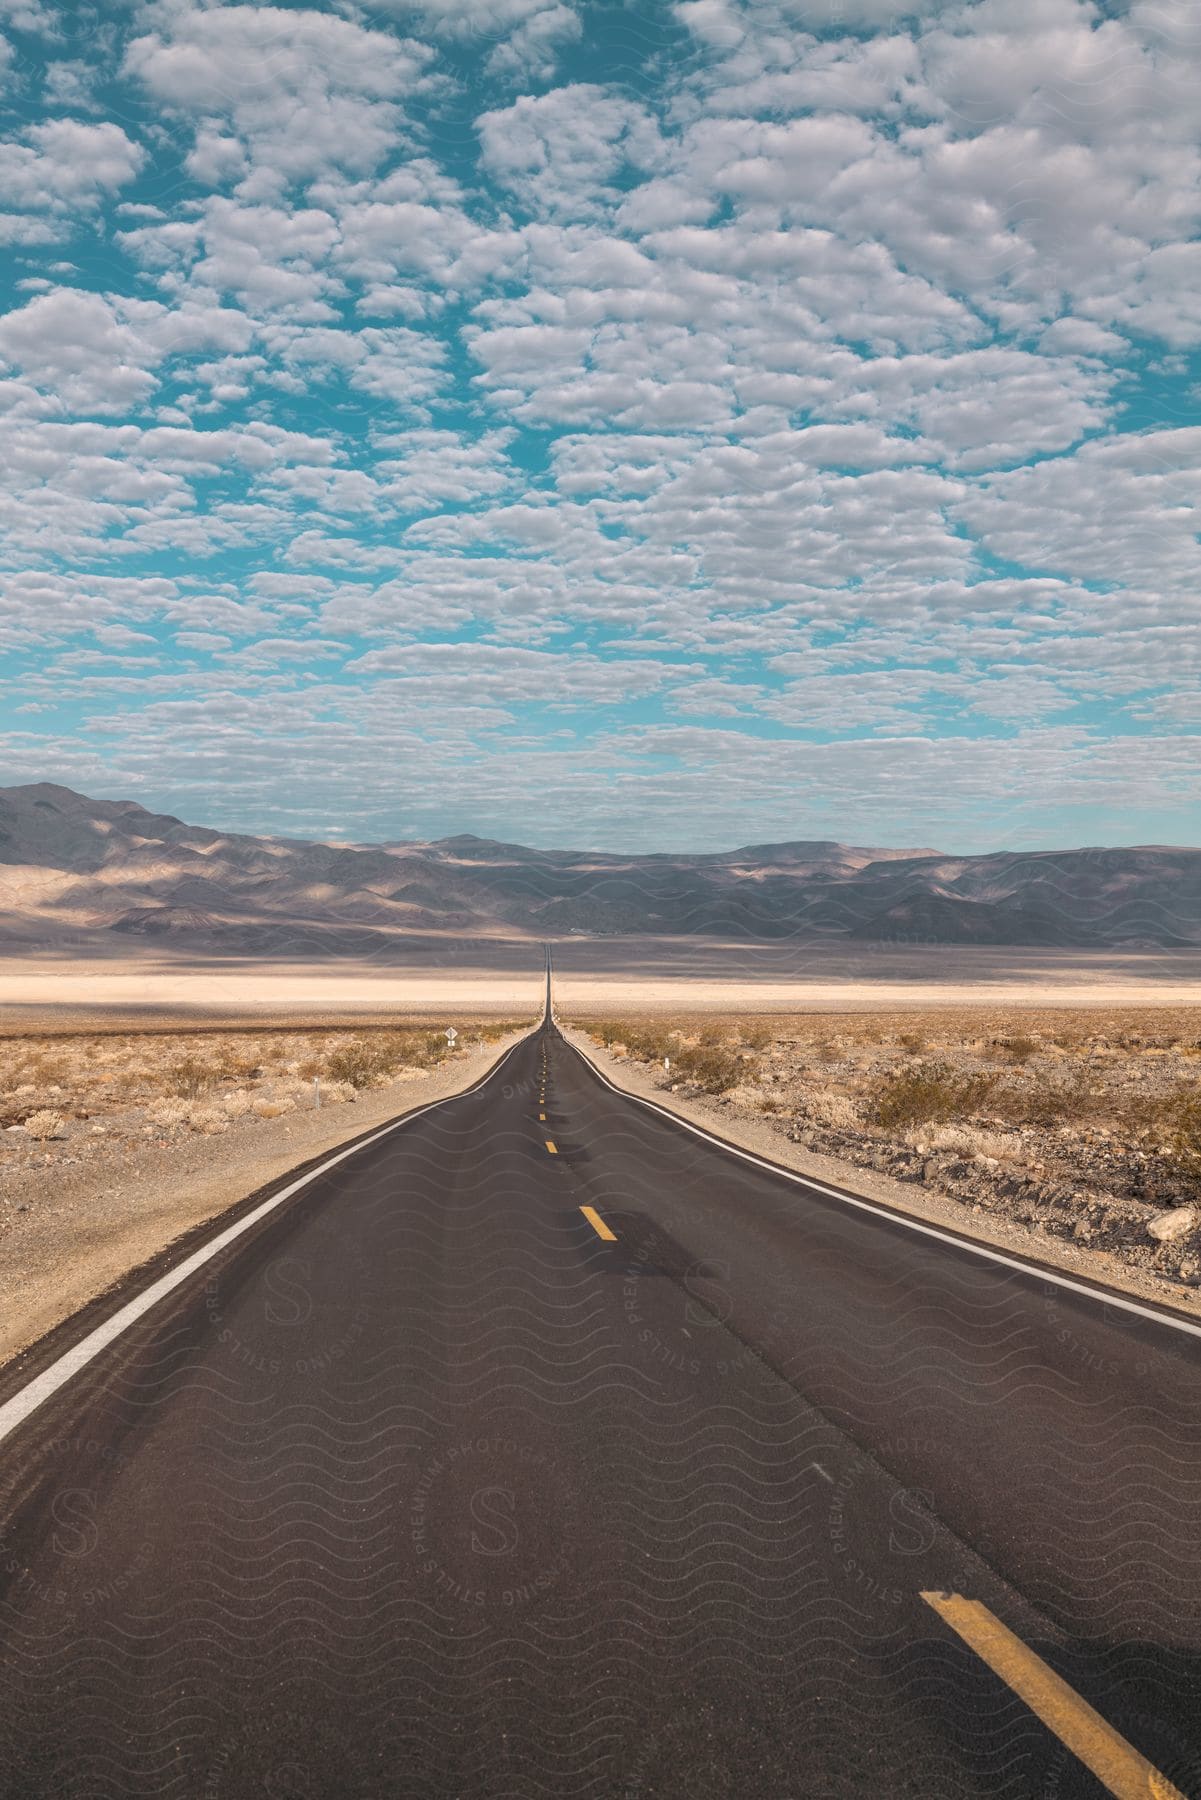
[0,782,1197,955]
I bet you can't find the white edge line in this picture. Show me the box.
[0,1032,533,1450]
[565,1035,1201,1345]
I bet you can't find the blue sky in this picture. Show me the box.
[0,0,1198,852]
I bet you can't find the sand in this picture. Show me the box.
[1,940,1200,1026]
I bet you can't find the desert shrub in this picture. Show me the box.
[166,1057,215,1098]
[899,1032,925,1054]
[322,1080,357,1104]
[147,1099,190,1128]
[624,1025,670,1060]
[992,1076,1099,1128]
[1172,1099,1201,1182]
[1154,1089,1201,1192]
[587,1020,749,1076]
[23,1108,65,1141]
[186,1104,228,1132]
[486,1018,534,1040]
[412,1031,453,1067]
[251,1096,294,1119]
[805,1091,861,1131]
[1002,1035,1038,1064]
[587,1020,625,1048]
[739,1024,773,1051]
[872,1061,997,1130]
[906,1124,1023,1162]
[325,1031,446,1087]
[324,1040,389,1088]
[371,1033,409,1072]
[608,1023,676,1064]
[221,1090,254,1119]
[27,1056,69,1087]
[671,1043,753,1093]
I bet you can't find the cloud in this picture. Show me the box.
[0,0,58,33]
[0,290,164,414]
[478,86,665,217]
[0,119,143,234]
[0,289,254,414]
[125,5,433,184]
[955,428,1201,594]
[373,427,517,508]
[0,0,1196,850]
[380,0,581,76]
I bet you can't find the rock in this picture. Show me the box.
[1147,1205,1198,1243]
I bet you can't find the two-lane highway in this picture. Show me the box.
[0,1001,1199,1797]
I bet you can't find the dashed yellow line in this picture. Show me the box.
[545,1139,558,1154]
[920,1593,1187,1800]
[539,1111,547,1121]
[579,1205,617,1242]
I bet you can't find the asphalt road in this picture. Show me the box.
[1,1007,1200,1798]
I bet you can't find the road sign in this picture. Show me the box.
[445,1027,458,1045]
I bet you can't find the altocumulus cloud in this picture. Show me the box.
[0,0,1197,850]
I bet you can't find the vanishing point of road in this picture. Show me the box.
[0,976,1199,1797]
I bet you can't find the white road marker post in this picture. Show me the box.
[314,1076,320,1109]
[445,1027,458,1047]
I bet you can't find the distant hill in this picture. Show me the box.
[0,782,1197,955]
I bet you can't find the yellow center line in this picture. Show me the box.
[579,1205,617,1242]
[920,1593,1187,1800]
[544,1139,558,1154]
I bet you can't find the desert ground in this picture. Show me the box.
[1,938,1200,1028]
